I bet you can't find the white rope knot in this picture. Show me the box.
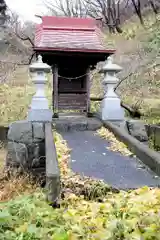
[107,56,113,65]
[37,55,43,63]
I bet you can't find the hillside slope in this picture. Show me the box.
[91,13,160,119]
[115,14,160,96]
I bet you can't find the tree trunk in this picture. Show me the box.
[131,0,144,25]
[121,102,142,119]
[149,0,159,14]
[107,0,113,33]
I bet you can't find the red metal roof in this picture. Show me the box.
[34,16,114,54]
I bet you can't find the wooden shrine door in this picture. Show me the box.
[52,65,90,115]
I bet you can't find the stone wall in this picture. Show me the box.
[6,120,46,177]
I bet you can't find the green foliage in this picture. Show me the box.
[121,13,159,40]
[144,22,160,52]
[90,101,100,113]
[149,135,160,152]
[1,187,160,239]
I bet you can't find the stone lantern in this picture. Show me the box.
[99,56,125,121]
[27,55,52,122]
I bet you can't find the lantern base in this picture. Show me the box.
[30,97,49,110]
[100,97,125,121]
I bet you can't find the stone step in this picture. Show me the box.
[52,117,102,132]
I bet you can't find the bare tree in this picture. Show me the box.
[45,0,123,33]
[0,0,7,17]
[44,0,91,17]
[129,0,160,24]
[149,0,159,15]
[87,0,123,33]
[0,0,8,29]
[0,10,35,77]
[7,11,35,47]
[6,11,36,63]
[130,0,144,25]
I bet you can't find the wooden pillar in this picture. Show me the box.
[52,64,59,118]
[86,66,92,117]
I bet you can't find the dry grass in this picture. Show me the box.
[0,172,38,202]
[10,66,30,86]
[0,66,42,202]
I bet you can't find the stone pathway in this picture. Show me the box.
[61,130,160,189]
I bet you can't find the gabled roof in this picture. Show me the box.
[34,16,115,54]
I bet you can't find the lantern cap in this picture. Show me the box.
[99,56,122,73]
[29,55,51,73]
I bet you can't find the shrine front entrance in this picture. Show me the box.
[52,64,91,117]
[38,50,112,118]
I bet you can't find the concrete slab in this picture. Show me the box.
[61,131,160,190]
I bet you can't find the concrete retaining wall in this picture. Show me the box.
[45,123,60,206]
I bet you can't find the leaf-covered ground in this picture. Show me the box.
[1,180,160,239]
[1,131,160,239]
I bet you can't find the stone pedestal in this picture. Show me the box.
[99,56,125,121]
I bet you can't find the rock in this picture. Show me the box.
[126,120,148,142]
[119,120,129,133]
[8,120,33,144]
[6,120,46,170]
[6,142,28,168]
[154,127,160,149]
[145,125,160,149]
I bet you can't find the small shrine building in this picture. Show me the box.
[34,16,115,117]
